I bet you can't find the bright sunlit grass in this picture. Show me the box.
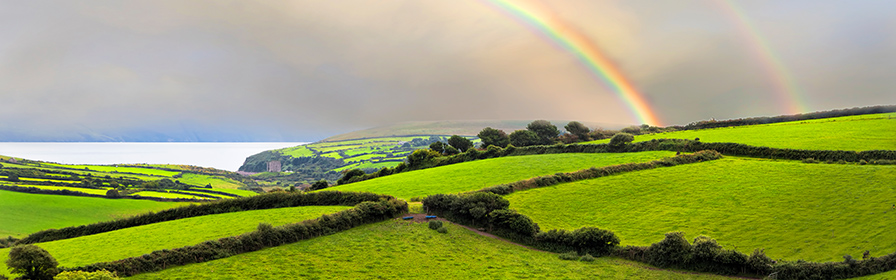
[585,113,896,151]
[128,220,737,280]
[327,151,677,200]
[507,157,896,262]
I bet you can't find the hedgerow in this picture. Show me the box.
[17,191,393,245]
[64,198,407,277]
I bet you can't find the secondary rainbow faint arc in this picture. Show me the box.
[483,0,661,126]
[717,0,809,114]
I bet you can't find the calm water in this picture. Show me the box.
[0,142,307,171]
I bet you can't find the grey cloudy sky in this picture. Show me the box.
[1,0,894,141]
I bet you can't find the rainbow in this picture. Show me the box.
[483,0,661,126]
[717,0,809,114]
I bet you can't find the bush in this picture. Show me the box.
[436,227,448,234]
[558,251,579,261]
[608,133,635,150]
[428,220,443,230]
[6,245,58,280]
[309,180,329,191]
[579,254,596,262]
[646,232,691,267]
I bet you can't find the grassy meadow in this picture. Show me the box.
[0,206,351,275]
[0,190,189,238]
[585,113,896,151]
[506,157,896,262]
[327,151,677,200]
[128,220,737,280]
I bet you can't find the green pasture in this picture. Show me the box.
[128,220,735,280]
[506,157,896,262]
[131,191,212,200]
[177,173,245,190]
[585,113,896,151]
[276,145,315,157]
[354,161,399,170]
[191,187,258,197]
[41,163,179,177]
[0,190,188,238]
[327,151,676,200]
[0,206,351,277]
[9,184,110,196]
[344,153,386,163]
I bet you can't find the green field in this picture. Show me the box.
[327,151,677,200]
[506,157,896,262]
[41,163,181,177]
[128,220,736,280]
[0,206,351,276]
[586,113,896,151]
[8,184,111,196]
[177,173,247,190]
[0,190,188,238]
[131,191,214,200]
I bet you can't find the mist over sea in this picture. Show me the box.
[0,142,307,171]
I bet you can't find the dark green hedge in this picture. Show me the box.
[17,191,393,245]
[65,198,407,277]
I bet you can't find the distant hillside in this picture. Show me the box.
[322,120,622,142]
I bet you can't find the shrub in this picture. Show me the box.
[579,254,596,262]
[428,220,443,230]
[608,133,635,150]
[6,245,58,280]
[646,232,691,267]
[558,251,579,261]
[436,227,448,234]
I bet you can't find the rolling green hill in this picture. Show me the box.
[585,113,896,151]
[0,190,189,238]
[326,151,677,200]
[128,219,736,280]
[0,206,350,276]
[506,157,896,262]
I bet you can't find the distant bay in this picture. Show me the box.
[0,142,307,171]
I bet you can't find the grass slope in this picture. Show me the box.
[0,206,351,276]
[128,220,736,280]
[0,190,188,238]
[506,157,896,262]
[586,113,896,151]
[327,151,677,200]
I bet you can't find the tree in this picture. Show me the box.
[6,245,58,280]
[527,120,560,145]
[608,133,634,150]
[509,130,539,147]
[105,189,120,198]
[337,169,365,185]
[7,174,19,182]
[447,135,473,152]
[477,127,510,148]
[564,121,591,141]
[429,141,447,154]
[310,180,329,191]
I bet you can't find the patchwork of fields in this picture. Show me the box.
[128,220,737,280]
[0,206,351,274]
[506,157,896,262]
[2,111,895,279]
[326,151,677,200]
[0,190,188,238]
[585,113,896,151]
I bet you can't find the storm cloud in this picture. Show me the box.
[1,0,893,141]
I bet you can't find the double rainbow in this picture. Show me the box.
[483,0,662,126]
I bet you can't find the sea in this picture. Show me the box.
[0,142,307,171]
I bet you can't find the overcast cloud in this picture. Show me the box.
[1,0,893,141]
